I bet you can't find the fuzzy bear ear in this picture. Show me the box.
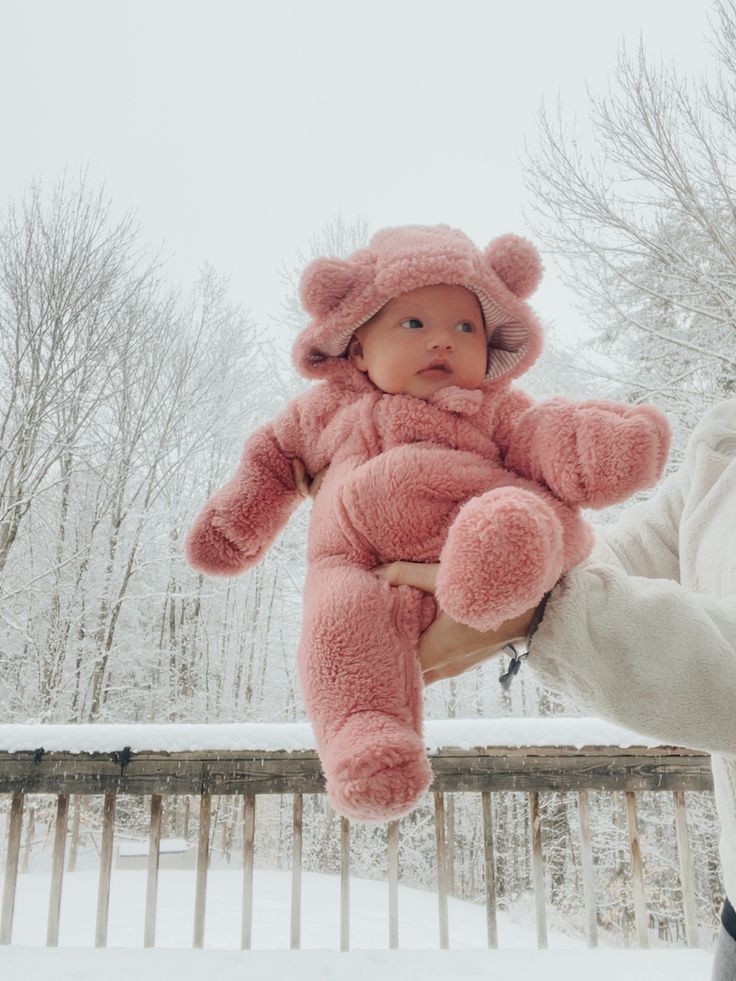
[299,258,359,318]
[484,235,542,299]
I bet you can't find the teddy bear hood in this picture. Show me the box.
[292,225,546,387]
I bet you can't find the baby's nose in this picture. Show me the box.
[428,327,454,349]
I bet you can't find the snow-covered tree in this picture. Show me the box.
[523,0,736,449]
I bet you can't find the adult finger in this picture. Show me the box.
[373,561,439,593]
[291,458,310,497]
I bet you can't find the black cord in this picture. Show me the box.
[498,643,528,690]
[497,589,552,690]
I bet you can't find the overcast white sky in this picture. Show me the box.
[0,0,717,348]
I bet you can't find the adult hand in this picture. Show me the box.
[375,561,537,684]
[291,459,328,499]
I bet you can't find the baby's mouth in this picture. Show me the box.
[419,360,451,374]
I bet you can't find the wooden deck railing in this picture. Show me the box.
[0,737,714,952]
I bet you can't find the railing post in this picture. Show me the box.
[22,803,35,873]
[144,794,162,948]
[577,790,598,947]
[625,791,649,949]
[340,817,350,952]
[193,791,211,949]
[95,792,116,947]
[481,791,498,949]
[0,791,23,945]
[529,791,547,949]
[67,795,81,872]
[673,790,699,947]
[445,794,455,896]
[387,820,399,949]
[434,792,449,949]
[290,793,303,950]
[46,793,69,947]
[241,794,255,950]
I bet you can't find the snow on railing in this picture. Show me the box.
[0,717,665,754]
[0,719,713,953]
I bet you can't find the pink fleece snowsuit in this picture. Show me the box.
[185,226,671,821]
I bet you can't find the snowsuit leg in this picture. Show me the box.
[298,561,434,821]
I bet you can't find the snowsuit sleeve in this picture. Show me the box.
[492,388,670,508]
[185,383,344,577]
[527,465,736,755]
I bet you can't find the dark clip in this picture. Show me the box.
[499,643,528,691]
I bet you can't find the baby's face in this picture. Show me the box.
[349,284,488,399]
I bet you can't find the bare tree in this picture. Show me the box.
[0,177,281,722]
[523,0,736,439]
[0,175,159,577]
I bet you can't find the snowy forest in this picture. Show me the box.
[1,0,735,950]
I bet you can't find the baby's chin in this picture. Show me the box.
[364,370,485,400]
[404,379,482,401]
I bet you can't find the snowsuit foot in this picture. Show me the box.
[325,711,432,821]
[436,485,565,631]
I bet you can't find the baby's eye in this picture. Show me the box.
[400,318,424,330]
[456,321,475,333]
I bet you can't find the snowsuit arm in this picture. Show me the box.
[185,421,301,576]
[493,388,670,508]
[185,385,343,576]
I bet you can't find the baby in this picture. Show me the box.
[185,225,670,821]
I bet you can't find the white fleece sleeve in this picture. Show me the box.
[528,470,736,755]
[596,468,684,582]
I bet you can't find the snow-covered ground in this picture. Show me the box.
[0,946,714,981]
[0,867,714,980]
[8,866,579,949]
